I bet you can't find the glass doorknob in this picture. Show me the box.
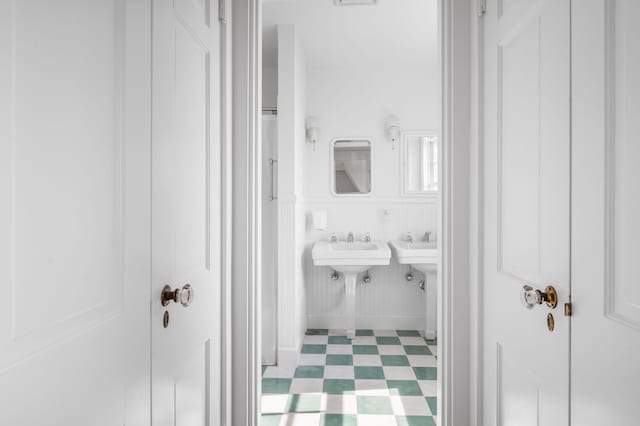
[520,284,558,309]
[161,283,194,307]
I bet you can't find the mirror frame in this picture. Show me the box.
[400,130,439,198]
[330,138,373,197]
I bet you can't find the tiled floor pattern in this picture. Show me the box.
[262,329,438,426]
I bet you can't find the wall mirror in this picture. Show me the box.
[331,139,372,196]
[401,131,438,196]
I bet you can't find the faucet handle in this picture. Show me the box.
[405,232,413,243]
[363,232,371,243]
[347,231,354,243]
[424,231,431,242]
[329,233,338,243]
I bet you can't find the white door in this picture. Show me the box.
[152,0,222,425]
[482,0,571,424]
[262,115,278,366]
[572,1,640,423]
[0,1,151,425]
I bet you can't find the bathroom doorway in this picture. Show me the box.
[260,1,441,424]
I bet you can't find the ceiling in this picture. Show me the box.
[262,0,438,72]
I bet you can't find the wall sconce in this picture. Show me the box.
[306,116,320,151]
[385,114,401,150]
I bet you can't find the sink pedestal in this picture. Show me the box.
[344,273,357,339]
[332,265,369,340]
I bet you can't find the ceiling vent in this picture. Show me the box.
[334,0,378,6]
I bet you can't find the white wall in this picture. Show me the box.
[275,25,307,367]
[302,69,439,331]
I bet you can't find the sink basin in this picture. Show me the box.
[389,240,438,274]
[312,241,391,268]
[312,240,391,338]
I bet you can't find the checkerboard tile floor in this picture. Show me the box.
[261,329,438,426]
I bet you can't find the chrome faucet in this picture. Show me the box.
[424,231,431,243]
[347,232,354,243]
[329,233,338,243]
[363,232,371,243]
[405,232,414,243]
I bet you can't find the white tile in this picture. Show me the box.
[429,345,438,354]
[356,414,397,425]
[279,413,321,426]
[299,354,326,366]
[390,395,432,416]
[326,344,353,355]
[289,379,324,394]
[373,330,397,337]
[263,364,297,378]
[377,345,405,355]
[399,336,429,346]
[329,329,347,336]
[324,394,358,414]
[418,379,438,396]
[261,394,289,414]
[383,366,416,380]
[351,336,376,345]
[407,355,437,367]
[353,355,382,366]
[324,365,355,379]
[354,380,390,396]
[303,335,329,344]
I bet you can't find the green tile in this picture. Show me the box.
[320,414,357,426]
[396,416,437,426]
[397,330,421,337]
[306,329,329,335]
[286,394,323,413]
[353,345,378,355]
[381,355,410,366]
[294,365,324,379]
[376,336,401,345]
[326,354,353,365]
[356,329,374,336]
[387,380,423,396]
[425,337,437,345]
[261,413,282,426]
[328,336,351,345]
[356,395,393,414]
[301,344,327,354]
[262,378,292,394]
[354,366,385,380]
[323,379,355,394]
[413,367,437,380]
[426,396,437,415]
[405,345,432,355]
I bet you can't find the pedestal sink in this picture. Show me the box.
[389,240,438,339]
[312,241,391,339]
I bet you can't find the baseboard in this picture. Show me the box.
[424,329,437,340]
[307,315,427,332]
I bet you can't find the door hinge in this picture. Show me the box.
[478,0,487,17]
[564,303,572,317]
[218,0,227,23]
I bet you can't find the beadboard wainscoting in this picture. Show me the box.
[303,199,438,333]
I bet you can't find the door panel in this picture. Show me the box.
[572,1,640,424]
[152,0,221,424]
[483,0,570,425]
[0,1,151,424]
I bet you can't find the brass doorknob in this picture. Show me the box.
[520,284,558,309]
[161,284,194,307]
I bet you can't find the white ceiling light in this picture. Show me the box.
[334,0,378,6]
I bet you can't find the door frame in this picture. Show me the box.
[227,0,478,425]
